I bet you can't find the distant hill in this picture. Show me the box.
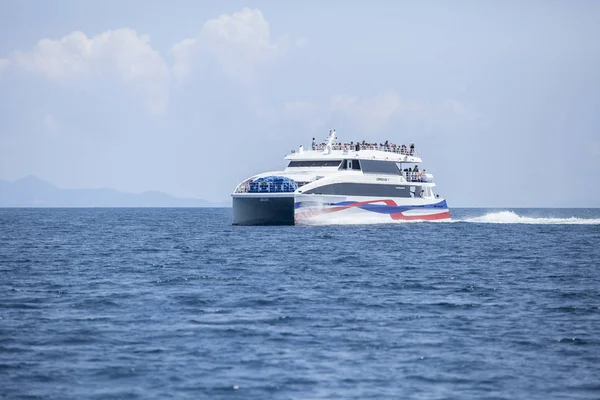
[0,176,227,207]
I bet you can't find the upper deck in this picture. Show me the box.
[285,145,422,164]
[285,130,422,163]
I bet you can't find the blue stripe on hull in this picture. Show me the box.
[295,199,448,215]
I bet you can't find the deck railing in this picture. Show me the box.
[402,172,433,183]
[309,144,418,156]
[235,182,298,194]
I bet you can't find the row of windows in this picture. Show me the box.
[287,160,342,167]
[287,160,365,169]
[304,182,410,197]
[304,183,433,198]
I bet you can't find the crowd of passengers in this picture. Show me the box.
[311,139,416,155]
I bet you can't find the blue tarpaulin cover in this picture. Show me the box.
[249,176,297,193]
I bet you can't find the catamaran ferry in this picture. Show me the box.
[232,130,450,225]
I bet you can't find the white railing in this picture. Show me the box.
[402,172,434,183]
[235,183,248,193]
[235,181,298,194]
[310,144,418,156]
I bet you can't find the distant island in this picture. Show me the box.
[0,176,228,207]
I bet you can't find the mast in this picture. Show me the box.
[323,129,337,155]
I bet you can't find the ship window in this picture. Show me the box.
[304,183,411,197]
[352,160,361,170]
[287,160,342,167]
[360,159,399,174]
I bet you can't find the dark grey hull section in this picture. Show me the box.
[232,196,295,225]
[304,182,419,197]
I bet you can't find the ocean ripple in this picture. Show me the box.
[0,207,599,399]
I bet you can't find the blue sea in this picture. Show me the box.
[1,208,599,399]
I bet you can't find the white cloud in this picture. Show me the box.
[13,29,170,114]
[4,9,301,113]
[172,8,293,84]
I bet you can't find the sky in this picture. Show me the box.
[0,0,599,207]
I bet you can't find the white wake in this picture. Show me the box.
[299,218,428,226]
[460,211,600,225]
[297,210,600,226]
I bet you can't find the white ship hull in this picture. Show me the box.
[294,195,450,224]
[231,129,450,226]
[232,193,449,225]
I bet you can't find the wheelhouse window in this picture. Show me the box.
[287,160,342,167]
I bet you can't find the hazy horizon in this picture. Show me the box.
[1,1,599,207]
[3,175,600,209]
[0,175,229,207]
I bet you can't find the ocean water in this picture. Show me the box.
[1,208,599,399]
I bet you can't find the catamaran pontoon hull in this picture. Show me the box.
[232,195,295,226]
[231,129,450,226]
[294,195,450,224]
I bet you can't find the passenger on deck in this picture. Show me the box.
[401,144,407,155]
[410,143,415,155]
[312,138,316,150]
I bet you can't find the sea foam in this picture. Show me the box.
[460,211,600,225]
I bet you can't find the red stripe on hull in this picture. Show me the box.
[325,199,399,214]
[390,211,451,221]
